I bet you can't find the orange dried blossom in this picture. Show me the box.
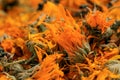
[86,11,114,33]
[32,53,64,80]
[1,39,15,54]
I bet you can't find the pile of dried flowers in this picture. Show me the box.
[0,0,120,80]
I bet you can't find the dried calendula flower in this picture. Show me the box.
[42,3,91,63]
[86,11,114,33]
[32,53,64,80]
[1,39,15,54]
[48,23,90,63]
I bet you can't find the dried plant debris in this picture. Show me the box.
[0,0,120,80]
